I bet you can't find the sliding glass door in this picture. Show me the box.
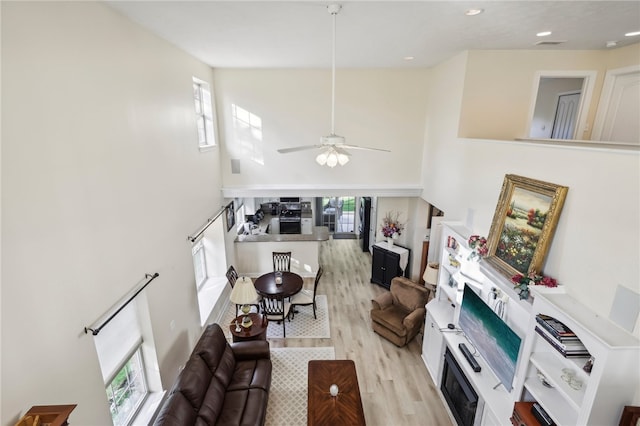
[318,196,355,237]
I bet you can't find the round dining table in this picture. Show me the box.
[253,271,303,298]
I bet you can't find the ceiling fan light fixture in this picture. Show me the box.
[316,150,329,166]
[326,150,339,168]
[277,4,390,164]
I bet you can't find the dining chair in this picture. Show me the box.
[290,266,323,319]
[272,251,292,272]
[226,265,259,315]
[260,295,291,338]
[226,265,239,288]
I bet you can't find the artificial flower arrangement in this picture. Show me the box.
[381,211,404,238]
[511,272,558,300]
[467,235,488,261]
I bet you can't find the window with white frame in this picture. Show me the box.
[106,346,147,426]
[192,240,208,290]
[94,300,149,426]
[192,217,229,325]
[235,203,246,233]
[192,77,216,150]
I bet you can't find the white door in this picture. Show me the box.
[592,66,640,144]
[551,91,581,139]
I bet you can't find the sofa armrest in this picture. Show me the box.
[372,292,393,311]
[230,340,271,361]
[403,307,426,331]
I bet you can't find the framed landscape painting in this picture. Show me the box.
[485,175,568,279]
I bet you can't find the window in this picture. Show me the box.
[235,203,246,233]
[192,240,208,289]
[193,77,216,150]
[191,217,229,325]
[93,300,151,426]
[106,346,148,426]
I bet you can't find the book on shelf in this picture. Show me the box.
[535,327,590,357]
[534,325,586,351]
[535,314,580,341]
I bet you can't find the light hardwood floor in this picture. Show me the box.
[268,238,453,426]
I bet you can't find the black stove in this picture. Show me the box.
[279,203,301,234]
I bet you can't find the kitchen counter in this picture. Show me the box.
[236,214,327,243]
[234,215,328,278]
[236,225,329,243]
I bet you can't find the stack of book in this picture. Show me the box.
[535,314,590,358]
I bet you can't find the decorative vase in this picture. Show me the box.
[387,237,394,249]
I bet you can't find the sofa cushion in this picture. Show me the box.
[227,359,272,392]
[152,391,198,426]
[390,277,430,311]
[176,355,213,409]
[193,324,237,390]
[370,304,408,337]
[216,388,269,426]
[195,376,228,425]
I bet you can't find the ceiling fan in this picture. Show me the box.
[277,4,390,167]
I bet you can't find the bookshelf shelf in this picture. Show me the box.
[518,287,640,426]
[529,352,585,409]
[523,377,577,426]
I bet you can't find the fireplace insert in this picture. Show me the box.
[441,347,478,426]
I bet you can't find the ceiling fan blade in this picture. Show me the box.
[277,144,323,154]
[340,144,391,152]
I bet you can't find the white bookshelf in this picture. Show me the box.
[518,286,640,426]
[422,222,640,425]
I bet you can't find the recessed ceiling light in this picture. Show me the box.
[403,56,415,61]
[606,41,618,48]
[625,31,640,37]
[537,31,552,37]
[464,9,484,16]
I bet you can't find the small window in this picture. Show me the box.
[106,346,148,426]
[192,77,216,150]
[193,241,208,289]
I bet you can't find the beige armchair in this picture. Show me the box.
[370,276,431,347]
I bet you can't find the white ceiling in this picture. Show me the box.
[105,1,640,69]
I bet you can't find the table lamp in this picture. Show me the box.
[229,276,258,327]
[423,263,439,290]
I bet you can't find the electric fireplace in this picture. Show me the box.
[441,347,479,426]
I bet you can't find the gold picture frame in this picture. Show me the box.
[485,174,568,279]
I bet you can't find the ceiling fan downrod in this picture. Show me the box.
[328,4,341,138]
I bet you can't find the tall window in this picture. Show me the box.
[191,217,229,325]
[94,300,149,426]
[106,347,147,426]
[192,241,208,289]
[192,77,216,150]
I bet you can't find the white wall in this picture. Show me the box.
[1,3,222,424]
[214,69,430,188]
[423,51,640,339]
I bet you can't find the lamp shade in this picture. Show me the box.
[423,263,439,286]
[229,276,258,305]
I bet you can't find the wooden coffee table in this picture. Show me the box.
[229,313,268,342]
[307,360,365,426]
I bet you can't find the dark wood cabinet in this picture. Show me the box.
[371,243,410,289]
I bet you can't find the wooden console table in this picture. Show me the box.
[18,405,76,426]
[307,360,365,425]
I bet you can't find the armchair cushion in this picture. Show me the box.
[370,277,430,347]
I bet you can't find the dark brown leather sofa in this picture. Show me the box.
[153,323,272,425]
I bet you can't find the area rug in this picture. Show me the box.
[222,295,331,339]
[266,346,336,426]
